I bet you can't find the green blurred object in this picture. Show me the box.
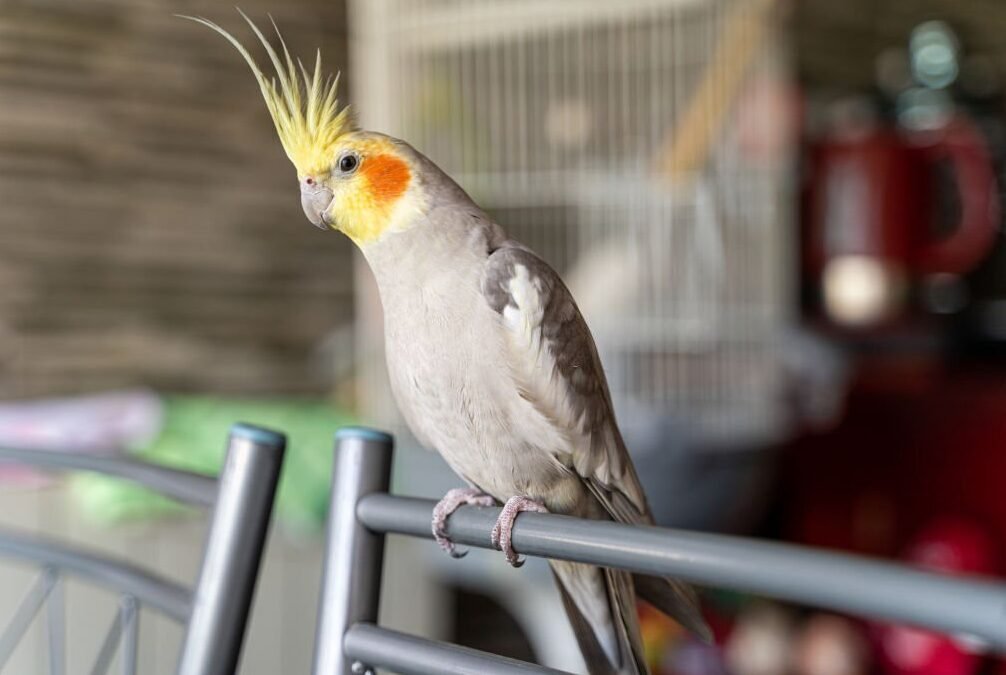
[72,395,356,532]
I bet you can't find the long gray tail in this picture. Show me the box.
[550,560,648,675]
[632,574,712,643]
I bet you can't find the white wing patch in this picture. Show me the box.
[502,264,579,452]
[501,264,544,359]
[485,246,648,518]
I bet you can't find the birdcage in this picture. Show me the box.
[349,0,794,466]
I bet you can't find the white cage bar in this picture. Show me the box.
[350,0,795,448]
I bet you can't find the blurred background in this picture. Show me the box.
[1,0,1005,673]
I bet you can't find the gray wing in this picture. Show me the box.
[483,243,712,645]
[481,243,648,524]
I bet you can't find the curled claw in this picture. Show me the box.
[491,496,548,567]
[433,519,469,558]
[431,487,496,558]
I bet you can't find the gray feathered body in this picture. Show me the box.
[360,144,707,675]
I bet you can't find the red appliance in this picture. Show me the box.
[807,115,999,326]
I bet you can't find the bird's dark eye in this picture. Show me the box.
[339,153,359,174]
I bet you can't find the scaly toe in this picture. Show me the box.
[492,496,548,568]
[432,487,494,559]
[500,538,525,567]
[433,531,469,558]
[470,495,496,508]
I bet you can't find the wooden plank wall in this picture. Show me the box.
[0,0,355,399]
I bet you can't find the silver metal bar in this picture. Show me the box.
[46,573,64,675]
[357,495,1006,651]
[312,428,393,675]
[343,623,571,675]
[0,528,190,621]
[0,568,57,668]
[120,597,138,675]
[0,447,216,507]
[176,423,286,675]
[89,606,124,675]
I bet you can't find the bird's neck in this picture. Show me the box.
[359,209,502,305]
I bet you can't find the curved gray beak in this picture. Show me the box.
[300,185,335,230]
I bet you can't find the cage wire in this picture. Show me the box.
[350,0,794,450]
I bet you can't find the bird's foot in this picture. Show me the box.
[432,487,496,558]
[490,496,549,568]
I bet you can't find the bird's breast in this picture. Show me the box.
[382,283,580,510]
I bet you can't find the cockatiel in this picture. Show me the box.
[188,14,711,674]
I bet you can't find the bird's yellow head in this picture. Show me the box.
[186,13,423,245]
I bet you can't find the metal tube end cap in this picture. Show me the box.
[230,422,287,449]
[335,426,393,444]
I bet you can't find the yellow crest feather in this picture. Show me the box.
[182,10,352,176]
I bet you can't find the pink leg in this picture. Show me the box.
[490,496,549,567]
[432,487,496,558]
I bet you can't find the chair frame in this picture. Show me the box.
[0,423,286,675]
[316,428,1006,675]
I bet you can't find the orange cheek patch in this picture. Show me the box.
[361,153,410,207]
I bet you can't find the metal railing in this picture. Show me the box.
[0,423,286,675]
[316,428,1006,675]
